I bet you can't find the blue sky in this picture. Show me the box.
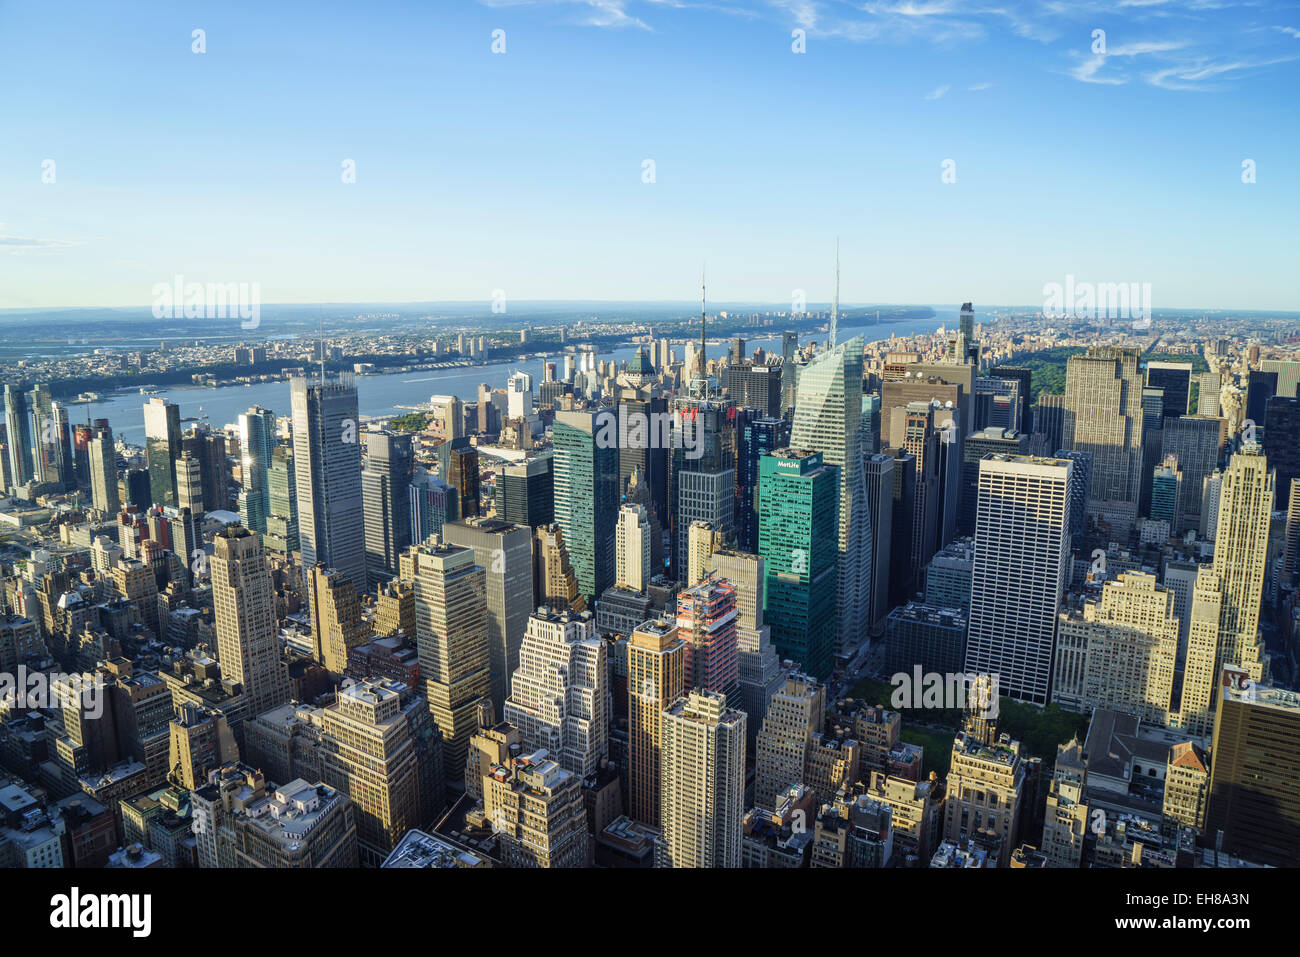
[2,0,1298,311]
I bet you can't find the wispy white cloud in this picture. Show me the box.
[0,233,84,254]
[478,0,1300,92]
[1145,54,1300,89]
[477,0,652,30]
[968,81,995,90]
[924,84,951,98]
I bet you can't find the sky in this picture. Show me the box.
[1,0,1298,312]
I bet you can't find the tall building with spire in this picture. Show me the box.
[789,334,871,657]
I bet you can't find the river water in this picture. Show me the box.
[76,318,946,444]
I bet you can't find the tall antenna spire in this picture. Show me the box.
[829,237,840,349]
[318,307,326,386]
[698,265,707,380]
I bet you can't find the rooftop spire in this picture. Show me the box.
[698,265,707,380]
[829,238,839,349]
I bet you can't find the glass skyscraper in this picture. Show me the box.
[291,373,367,594]
[237,406,276,533]
[143,396,181,507]
[789,335,871,657]
[758,447,839,680]
[553,409,620,603]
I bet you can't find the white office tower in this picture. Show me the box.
[790,334,871,656]
[503,608,608,778]
[711,548,783,747]
[660,691,746,868]
[1210,445,1273,683]
[615,504,652,593]
[507,371,533,419]
[965,455,1073,705]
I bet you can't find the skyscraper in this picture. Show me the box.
[965,455,1073,705]
[736,412,791,551]
[790,334,871,657]
[758,448,839,681]
[443,517,534,716]
[1052,571,1180,724]
[4,383,33,491]
[292,373,366,594]
[1146,360,1193,418]
[1161,415,1225,533]
[627,618,685,828]
[494,452,553,526]
[308,565,372,677]
[411,541,490,784]
[710,548,783,750]
[552,409,620,602]
[265,445,299,554]
[668,391,737,583]
[211,526,291,718]
[1210,444,1272,683]
[88,424,119,515]
[482,746,590,868]
[143,396,181,508]
[660,690,746,868]
[615,503,652,592]
[237,406,276,533]
[532,524,586,614]
[675,574,739,703]
[863,452,895,632]
[502,608,608,778]
[754,671,825,811]
[1197,372,1222,416]
[319,677,424,864]
[1263,396,1300,510]
[362,430,415,588]
[1063,346,1143,532]
[1206,674,1300,867]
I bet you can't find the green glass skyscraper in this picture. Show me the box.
[553,409,620,603]
[758,447,839,680]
